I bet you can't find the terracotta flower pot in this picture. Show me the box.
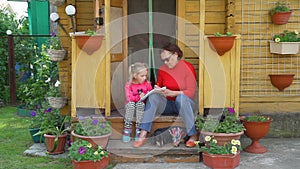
[72,156,109,169]
[76,35,104,55]
[271,11,292,25]
[202,151,240,169]
[269,74,295,91]
[241,117,273,154]
[71,130,111,148]
[44,133,67,155]
[200,131,244,146]
[207,36,236,56]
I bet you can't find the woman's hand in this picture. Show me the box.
[162,89,182,97]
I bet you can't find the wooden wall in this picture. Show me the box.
[57,0,300,115]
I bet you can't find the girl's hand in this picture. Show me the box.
[139,93,145,98]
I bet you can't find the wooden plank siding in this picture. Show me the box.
[57,0,300,116]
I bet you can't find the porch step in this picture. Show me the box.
[107,139,199,163]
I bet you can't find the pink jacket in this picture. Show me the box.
[125,81,152,103]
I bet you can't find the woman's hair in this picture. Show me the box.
[162,43,183,59]
[128,62,148,83]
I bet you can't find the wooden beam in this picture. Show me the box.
[105,0,111,116]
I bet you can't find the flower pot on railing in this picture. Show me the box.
[207,36,236,56]
[76,35,104,55]
[269,74,295,91]
[49,0,65,6]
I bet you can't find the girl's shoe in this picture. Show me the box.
[134,129,141,141]
[122,128,131,143]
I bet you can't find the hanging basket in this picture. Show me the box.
[47,97,67,109]
[49,0,66,6]
[47,49,67,61]
[271,11,292,25]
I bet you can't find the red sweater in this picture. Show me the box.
[124,81,153,103]
[156,60,196,100]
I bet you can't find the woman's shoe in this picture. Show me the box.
[185,135,198,147]
[132,137,147,147]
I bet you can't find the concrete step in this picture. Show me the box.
[107,139,199,163]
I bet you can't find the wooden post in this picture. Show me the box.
[7,34,16,104]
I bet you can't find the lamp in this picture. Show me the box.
[50,12,68,36]
[65,5,76,33]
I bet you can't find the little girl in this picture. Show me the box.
[123,62,152,142]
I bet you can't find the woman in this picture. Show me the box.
[133,43,198,148]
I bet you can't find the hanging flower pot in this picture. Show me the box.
[47,97,67,109]
[269,41,300,55]
[207,35,236,56]
[271,12,292,25]
[76,35,104,55]
[47,49,67,61]
[49,0,65,6]
[270,2,292,25]
[269,74,295,91]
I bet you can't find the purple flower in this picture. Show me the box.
[92,119,99,125]
[30,111,36,117]
[46,108,52,112]
[228,108,235,114]
[101,123,105,129]
[78,116,86,120]
[78,146,86,154]
[51,32,56,37]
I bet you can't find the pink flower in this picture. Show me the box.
[227,108,235,114]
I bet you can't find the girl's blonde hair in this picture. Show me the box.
[128,62,148,83]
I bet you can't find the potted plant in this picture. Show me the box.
[75,29,104,55]
[34,108,71,154]
[269,30,300,54]
[270,2,292,25]
[71,116,112,148]
[68,139,109,169]
[240,114,273,154]
[196,108,245,146]
[46,80,67,109]
[207,32,236,56]
[47,32,66,61]
[28,109,45,143]
[195,136,242,169]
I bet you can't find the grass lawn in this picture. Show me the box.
[0,106,116,169]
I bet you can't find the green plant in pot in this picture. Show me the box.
[34,108,71,154]
[47,32,66,61]
[196,108,245,146]
[270,2,292,25]
[71,116,112,148]
[270,30,300,55]
[28,109,45,143]
[240,113,273,154]
[195,136,242,169]
[68,139,109,169]
[46,80,67,109]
